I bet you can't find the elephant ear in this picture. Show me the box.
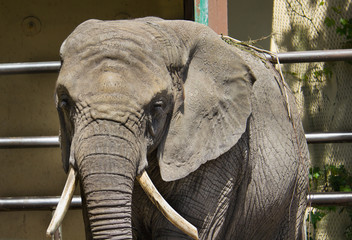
[158,23,254,182]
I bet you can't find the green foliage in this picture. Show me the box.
[300,65,332,84]
[336,18,352,41]
[285,1,352,238]
[307,209,327,229]
[309,165,352,192]
[324,17,336,28]
[322,3,352,48]
[307,165,352,239]
[319,1,325,6]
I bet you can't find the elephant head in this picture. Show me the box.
[47,18,254,239]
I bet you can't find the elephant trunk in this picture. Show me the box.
[47,121,199,239]
[76,123,140,239]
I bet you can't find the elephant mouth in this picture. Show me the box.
[46,168,199,240]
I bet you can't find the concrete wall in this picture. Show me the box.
[0,1,183,239]
[228,0,273,50]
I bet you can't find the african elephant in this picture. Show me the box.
[47,17,309,239]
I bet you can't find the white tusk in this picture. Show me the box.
[136,171,199,240]
[46,167,77,237]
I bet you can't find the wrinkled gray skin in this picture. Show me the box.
[56,17,309,239]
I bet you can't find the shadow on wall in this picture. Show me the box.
[272,0,352,239]
[273,0,352,162]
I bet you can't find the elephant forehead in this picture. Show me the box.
[58,61,171,102]
[91,71,172,106]
[57,20,172,100]
[60,19,166,64]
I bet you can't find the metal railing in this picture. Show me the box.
[1,133,352,148]
[1,192,352,211]
[1,49,352,210]
[0,61,61,74]
[1,49,352,74]
[266,49,352,64]
[0,196,82,211]
[0,136,59,148]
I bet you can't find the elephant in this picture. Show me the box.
[47,17,309,240]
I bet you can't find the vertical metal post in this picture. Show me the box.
[194,0,228,35]
[194,0,208,25]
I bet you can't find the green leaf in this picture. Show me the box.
[324,17,336,27]
[317,206,336,212]
[319,1,325,6]
[341,185,352,192]
[313,172,320,179]
[323,67,333,78]
[308,210,327,229]
[341,18,349,26]
[332,6,342,14]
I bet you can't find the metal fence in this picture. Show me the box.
[1,49,352,212]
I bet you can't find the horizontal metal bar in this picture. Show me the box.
[308,192,352,207]
[0,193,351,210]
[305,133,352,144]
[0,61,61,74]
[0,196,82,211]
[266,49,352,63]
[1,133,352,149]
[0,136,59,148]
[1,49,351,74]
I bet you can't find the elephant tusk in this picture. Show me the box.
[136,171,199,240]
[46,167,77,237]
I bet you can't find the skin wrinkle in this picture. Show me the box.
[88,204,132,214]
[64,25,149,60]
[67,23,166,79]
[88,207,132,218]
[255,144,288,217]
[88,204,132,216]
[77,149,136,165]
[90,219,132,228]
[144,21,186,68]
[90,217,132,227]
[204,178,234,237]
[85,193,131,202]
[77,134,136,154]
[78,133,136,150]
[80,172,134,185]
[82,176,133,193]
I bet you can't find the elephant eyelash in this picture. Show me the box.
[153,100,165,109]
[59,99,69,108]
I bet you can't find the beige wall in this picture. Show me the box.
[0,1,183,239]
[228,0,273,50]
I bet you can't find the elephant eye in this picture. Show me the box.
[147,98,169,139]
[151,99,167,119]
[59,99,68,108]
[58,94,72,111]
[153,100,165,111]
